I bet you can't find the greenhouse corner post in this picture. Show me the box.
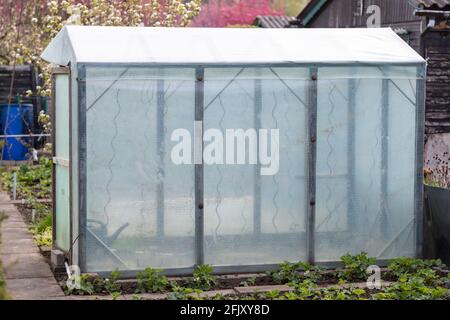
[195,66,205,266]
[307,67,318,264]
[78,64,87,271]
[415,65,426,258]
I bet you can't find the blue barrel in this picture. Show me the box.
[0,104,34,161]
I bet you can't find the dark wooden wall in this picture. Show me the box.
[422,29,450,134]
[307,0,424,52]
[0,65,37,105]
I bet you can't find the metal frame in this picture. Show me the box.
[306,67,318,264]
[72,62,426,274]
[195,67,205,266]
[414,65,426,258]
[253,72,262,236]
[77,64,87,271]
[51,66,73,256]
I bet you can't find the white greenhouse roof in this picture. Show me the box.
[41,26,425,66]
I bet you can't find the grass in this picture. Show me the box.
[0,211,9,300]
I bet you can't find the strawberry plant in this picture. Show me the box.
[388,257,445,278]
[186,265,217,291]
[339,252,376,281]
[136,267,169,293]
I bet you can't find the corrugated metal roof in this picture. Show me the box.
[414,0,450,8]
[254,15,296,28]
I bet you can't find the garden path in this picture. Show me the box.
[0,192,64,299]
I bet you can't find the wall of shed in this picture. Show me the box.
[306,0,424,52]
[422,28,450,134]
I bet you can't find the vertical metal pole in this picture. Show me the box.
[77,64,87,272]
[195,67,205,266]
[306,67,318,264]
[253,73,262,236]
[380,79,389,237]
[347,79,356,231]
[156,74,165,238]
[415,65,426,258]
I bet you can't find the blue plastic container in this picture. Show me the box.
[0,104,34,161]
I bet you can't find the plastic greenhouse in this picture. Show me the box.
[42,26,426,276]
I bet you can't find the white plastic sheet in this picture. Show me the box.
[42,26,425,66]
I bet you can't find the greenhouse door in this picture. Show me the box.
[52,68,71,252]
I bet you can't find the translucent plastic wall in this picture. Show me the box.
[77,64,424,273]
[54,73,71,252]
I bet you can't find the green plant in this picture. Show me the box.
[388,257,445,278]
[64,274,95,295]
[240,276,257,287]
[2,158,52,199]
[92,270,122,294]
[167,284,203,300]
[269,261,323,285]
[30,211,53,247]
[268,262,301,283]
[136,268,169,293]
[32,226,52,247]
[339,252,376,281]
[372,276,449,300]
[187,265,217,291]
[111,291,121,300]
[263,290,281,300]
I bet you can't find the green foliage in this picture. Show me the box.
[32,226,52,247]
[92,270,122,294]
[30,201,53,247]
[263,290,281,300]
[110,291,121,300]
[186,265,217,291]
[240,276,257,287]
[339,252,376,281]
[268,262,301,283]
[388,257,445,278]
[268,261,323,284]
[64,274,95,295]
[2,158,52,199]
[136,268,169,293]
[167,284,203,300]
[372,275,449,300]
[2,159,53,247]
